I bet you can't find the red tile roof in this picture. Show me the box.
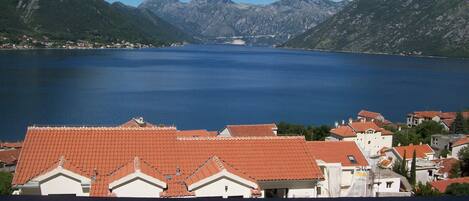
[108,157,166,184]
[185,156,256,186]
[13,127,322,197]
[1,142,22,149]
[453,136,469,147]
[226,124,277,137]
[433,158,459,175]
[0,149,21,165]
[330,121,393,138]
[411,111,442,119]
[176,130,217,137]
[306,141,368,167]
[431,177,469,192]
[393,144,434,160]
[358,110,382,120]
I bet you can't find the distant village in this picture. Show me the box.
[0,35,182,50]
[1,109,469,198]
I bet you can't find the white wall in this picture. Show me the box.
[373,177,400,194]
[112,178,163,198]
[452,145,467,159]
[193,177,253,198]
[287,188,315,198]
[416,169,434,184]
[40,174,88,196]
[349,132,392,157]
[219,128,231,137]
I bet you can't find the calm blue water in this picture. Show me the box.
[1,45,469,140]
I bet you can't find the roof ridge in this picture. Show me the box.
[227,123,276,127]
[27,126,177,131]
[177,136,304,141]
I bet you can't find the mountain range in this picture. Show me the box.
[0,0,190,46]
[140,0,347,45]
[284,0,469,58]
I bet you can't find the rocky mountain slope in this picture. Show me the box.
[284,0,469,58]
[0,0,190,46]
[140,0,346,45]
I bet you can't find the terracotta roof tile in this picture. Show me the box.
[431,177,469,192]
[358,110,382,120]
[14,126,322,197]
[452,136,469,147]
[433,158,459,175]
[185,156,256,186]
[411,111,443,119]
[393,144,434,160]
[330,121,393,138]
[306,141,368,167]
[1,142,23,149]
[226,124,277,137]
[176,130,217,137]
[108,157,166,184]
[0,149,21,165]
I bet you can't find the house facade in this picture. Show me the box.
[430,134,466,157]
[13,125,323,198]
[407,111,469,131]
[386,144,438,184]
[329,120,393,158]
[451,136,469,159]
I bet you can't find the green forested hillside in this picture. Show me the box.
[0,0,190,46]
[284,0,469,58]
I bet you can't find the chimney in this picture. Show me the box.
[398,143,401,147]
[398,126,402,131]
[420,142,423,145]
[335,121,339,128]
[342,120,345,125]
[349,118,353,124]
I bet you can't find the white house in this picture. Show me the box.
[306,141,371,197]
[13,125,324,198]
[386,144,438,184]
[451,136,469,159]
[329,120,393,158]
[372,168,412,197]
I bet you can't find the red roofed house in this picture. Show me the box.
[13,124,324,198]
[407,111,469,131]
[357,110,392,125]
[407,111,443,128]
[329,119,393,157]
[451,135,469,159]
[0,149,21,172]
[306,141,370,197]
[431,177,469,193]
[219,124,278,137]
[387,144,438,184]
[432,158,460,180]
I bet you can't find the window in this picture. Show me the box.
[386,181,393,188]
[316,187,321,195]
[347,155,357,164]
[225,186,228,192]
[428,170,433,176]
[368,141,371,145]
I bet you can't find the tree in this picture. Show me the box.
[410,150,417,186]
[449,162,462,178]
[0,172,13,195]
[401,150,408,177]
[312,125,331,141]
[445,183,469,196]
[452,112,465,134]
[413,182,440,197]
[415,121,445,143]
[458,146,469,177]
[277,122,330,141]
[440,148,450,158]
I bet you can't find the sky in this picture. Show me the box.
[106,0,288,7]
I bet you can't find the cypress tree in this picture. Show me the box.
[410,150,417,186]
[400,150,407,176]
[452,112,465,134]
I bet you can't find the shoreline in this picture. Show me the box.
[279,46,469,60]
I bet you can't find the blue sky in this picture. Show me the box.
[106,0,285,7]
